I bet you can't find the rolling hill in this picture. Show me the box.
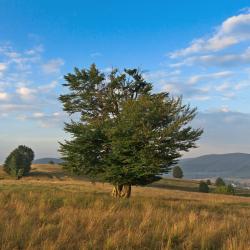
[0,163,249,249]
[33,153,250,179]
[180,153,250,179]
[33,157,63,164]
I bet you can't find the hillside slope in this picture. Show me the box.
[180,153,250,179]
[0,167,249,250]
[33,158,63,164]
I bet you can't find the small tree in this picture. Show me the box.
[215,177,225,187]
[172,166,183,178]
[226,184,235,195]
[215,184,235,195]
[49,160,55,165]
[206,179,212,185]
[199,181,209,193]
[4,145,34,179]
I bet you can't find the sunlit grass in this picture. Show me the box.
[0,173,250,250]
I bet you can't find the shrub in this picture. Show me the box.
[199,181,209,193]
[215,177,225,186]
[172,166,183,179]
[4,145,34,179]
[206,179,212,185]
[49,160,55,165]
[215,184,235,195]
[226,184,235,194]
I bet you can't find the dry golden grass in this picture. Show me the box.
[0,164,249,250]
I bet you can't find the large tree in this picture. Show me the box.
[59,64,203,197]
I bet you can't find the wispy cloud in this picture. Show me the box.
[158,9,250,109]
[18,111,66,128]
[0,91,9,101]
[187,110,250,156]
[171,47,250,68]
[42,58,64,74]
[90,52,102,58]
[16,86,37,100]
[188,71,233,84]
[0,43,64,127]
[170,11,250,58]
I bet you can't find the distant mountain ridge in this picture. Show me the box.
[180,153,250,179]
[33,158,63,164]
[34,153,250,179]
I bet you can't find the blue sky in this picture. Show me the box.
[1,0,250,161]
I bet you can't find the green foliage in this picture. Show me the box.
[4,145,34,178]
[172,166,183,178]
[59,64,203,188]
[199,181,209,193]
[49,160,55,165]
[206,179,212,185]
[17,168,24,180]
[214,184,235,195]
[226,184,235,194]
[215,177,225,186]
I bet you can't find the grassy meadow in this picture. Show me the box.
[0,164,249,250]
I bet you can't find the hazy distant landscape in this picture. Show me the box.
[180,153,250,179]
[34,153,250,183]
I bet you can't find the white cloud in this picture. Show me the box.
[0,44,64,110]
[0,104,35,112]
[21,111,66,128]
[25,45,44,56]
[222,92,235,99]
[170,12,250,58]
[234,81,250,90]
[42,59,64,74]
[0,63,7,72]
[162,83,180,94]
[215,82,230,92]
[171,47,250,68]
[33,112,45,118]
[189,95,211,101]
[188,71,233,84]
[38,80,58,92]
[16,86,37,100]
[219,106,230,113]
[0,92,9,100]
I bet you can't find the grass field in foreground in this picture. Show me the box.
[0,164,250,250]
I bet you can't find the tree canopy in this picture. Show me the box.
[215,177,226,186]
[172,166,183,178]
[59,64,203,197]
[4,145,34,179]
[199,181,209,193]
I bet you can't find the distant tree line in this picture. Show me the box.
[198,177,235,195]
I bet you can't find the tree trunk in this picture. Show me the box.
[112,184,131,198]
[121,184,131,198]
